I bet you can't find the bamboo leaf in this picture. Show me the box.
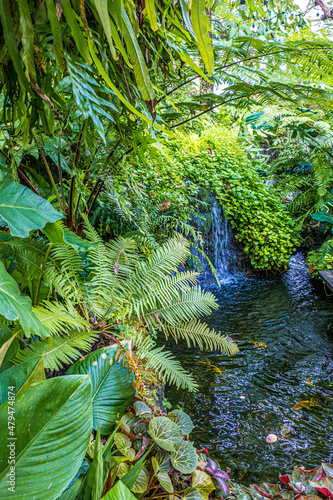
[179,0,196,39]
[191,0,214,76]
[145,0,158,31]
[88,38,170,133]
[45,0,66,72]
[121,6,155,103]
[60,0,92,63]
[0,0,30,90]
[91,0,118,59]
[17,0,37,81]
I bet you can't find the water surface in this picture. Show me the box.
[166,254,333,484]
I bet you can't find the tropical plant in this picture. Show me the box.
[237,463,333,500]
[67,397,231,499]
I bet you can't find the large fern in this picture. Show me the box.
[14,329,98,370]
[163,319,239,353]
[136,335,198,392]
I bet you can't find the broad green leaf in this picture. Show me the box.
[191,0,214,76]
[182,488,203,499]
[170,441,198,474]
[102,480,137,499]
[0,261,49,338]
[169,409,194,435]
[44,221,99,250]
[152,456,159,474]
[83,425,104,500]
[67,345,135,435]
[0,326,19,373]
[114,432,136,458]
[192,470,215,500]
[0,180,62,238]
[311,212,333,224]
[133,400,153,416]
[148,416,183,451]
[145,0,158,31]
[155,450,171,472]
[323,463,333,476]
[0,375,93,499]
[132,467,150,493]
[156,470,173,493]
[0,357,45,405]
[122,444,154,489]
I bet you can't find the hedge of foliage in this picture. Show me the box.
[161,127,297,271]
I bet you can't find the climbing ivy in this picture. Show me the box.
[154,127,297,271]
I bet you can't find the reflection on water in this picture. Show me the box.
[166,254,333,484]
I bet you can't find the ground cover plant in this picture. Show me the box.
[1,0,333,498]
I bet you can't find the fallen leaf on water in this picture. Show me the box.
[292,398,321,412]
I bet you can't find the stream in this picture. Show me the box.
[166,208,333,484]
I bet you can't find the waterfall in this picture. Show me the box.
[211,199,241,280]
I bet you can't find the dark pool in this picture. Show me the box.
[166,254,333,484]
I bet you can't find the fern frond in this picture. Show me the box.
[131,234,190,291]
[144,286,218,327]
[162,319,239,353]
[128,271,199,319]
[32,301,91,336]
[14,330,98,370]
[136,336,198,392]
[106,237,139,268]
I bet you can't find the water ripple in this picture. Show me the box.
[166,254,333,483]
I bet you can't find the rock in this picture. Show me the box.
[266,433,278,443]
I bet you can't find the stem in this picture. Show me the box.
[33,131,63,211]
[35,243,53,306]
[58,131,66,211]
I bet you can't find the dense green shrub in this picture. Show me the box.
[165,127,297,271]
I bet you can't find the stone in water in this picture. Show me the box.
[266,434,277,443]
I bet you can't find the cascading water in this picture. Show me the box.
[210,199,242,281]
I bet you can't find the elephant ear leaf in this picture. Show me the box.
[0,375,93,500]
[191,0,214,76]
[0,180,62,238]
[0,357,45,405]
[0,261,50,340]
[67,344,135,435]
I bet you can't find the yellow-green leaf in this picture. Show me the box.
[191,0,214,76]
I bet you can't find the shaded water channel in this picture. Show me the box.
[167,213,333,484]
